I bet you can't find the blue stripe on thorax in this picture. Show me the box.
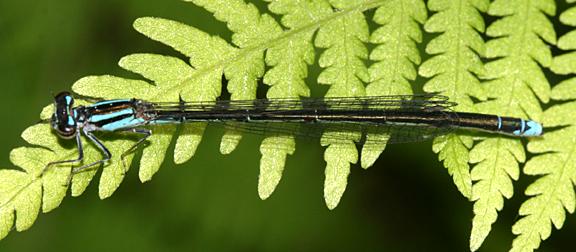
[90,108,134,123]
[100,116,146,131]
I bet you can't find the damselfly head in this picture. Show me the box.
[51,91,77,139]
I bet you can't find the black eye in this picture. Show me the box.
[51,92,77,139]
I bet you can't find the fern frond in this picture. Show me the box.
[0,17,232,237]
[4,0,571,247]
[419,0,489,200]
[468,0,555,251]
[512,107,576,252]
[1,0,391,237]
[510,3,576,252]
[360,0,427,168]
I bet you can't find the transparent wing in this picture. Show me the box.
[150,94,457,112]
[210,121,454,147]
[149,95,457,151]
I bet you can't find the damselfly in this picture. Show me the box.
[45,91,543,174]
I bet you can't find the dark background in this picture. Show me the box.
[0,1,574,251]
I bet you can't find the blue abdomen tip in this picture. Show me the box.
[523,120,543,137]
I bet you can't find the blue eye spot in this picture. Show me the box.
[68,116,75,126]
[65,95,73,105]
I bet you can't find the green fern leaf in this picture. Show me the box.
[72,53,222,184]
[511,107,576,252]
[315,0,370,209]
[188,0,282,154]
[130,18,233,164]
[7,0,571,246]
[360,0,427,168]
[0,120,113,239]
[190,0,384,207]
[419,0,489,201]
[510,3,576,252]
[1,0,394,237]
[1,16,231,236]
[0,167,41,240]
[468,0,555,251]
[551,5,576,76]
[257,0,329,199]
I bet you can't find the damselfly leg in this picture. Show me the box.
[119,128,152,170]
[43,128,152,176]
[71,127,111,174]
[40,128,111,177]
[41,131,84,177]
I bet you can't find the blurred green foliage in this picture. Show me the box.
[0,1,575,251]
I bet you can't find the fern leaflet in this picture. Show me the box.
[361,0,427,168]
[419,0,489,203]
[510,1,576,252]
[469,0,555,251]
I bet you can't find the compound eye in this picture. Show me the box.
[54,121,77,139]
[51,92,77,139]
